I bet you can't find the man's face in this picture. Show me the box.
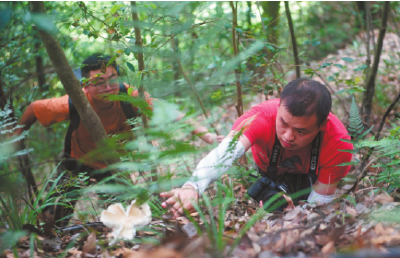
[276,104,325,151]
[85,66,119,101]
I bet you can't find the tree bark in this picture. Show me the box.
[361,1,390,125]
[131,1,149,129]
[260,1,281,44]
[30,2,119,166]
[246,1,252,29]
[230,1,244,118]
[284,2,300,79]
[34,31,46,90]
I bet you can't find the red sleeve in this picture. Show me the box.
[231,106,274,145]
[32,95,69,127]
[317,138,353,184]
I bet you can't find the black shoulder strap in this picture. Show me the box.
[264,131,323,178]
[64,98,80,156]
[118,83,138,124]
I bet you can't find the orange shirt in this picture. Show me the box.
[32,84,152,169]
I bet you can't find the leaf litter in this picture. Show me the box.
[4,31,400,258]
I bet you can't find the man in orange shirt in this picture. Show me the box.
[17,53,222,226]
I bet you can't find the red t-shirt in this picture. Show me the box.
[232,98,353,184]
[32,84,153,169]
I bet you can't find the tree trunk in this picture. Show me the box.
[284,2,300,79]
[131,1,158,182]
[361,1,390,125]
[260,1,281,44]
[34,33,46,90]
[131,1,149,129]
[230,1,244,118]
[246,1,252,29]
[30,2,119,167]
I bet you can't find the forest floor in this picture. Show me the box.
[3,32,400,258]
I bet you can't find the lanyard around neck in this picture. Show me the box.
[268,131,323,177]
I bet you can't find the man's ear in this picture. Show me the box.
[319,117,330,130]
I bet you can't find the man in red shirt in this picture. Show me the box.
[161,78,353,217]
[16,53,223,226]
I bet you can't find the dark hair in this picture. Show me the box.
[81,53,117,78]
[280,78,332,126]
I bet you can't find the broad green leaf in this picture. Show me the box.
[24,13,57,35]
[206,63,217,69]
[334,64,343,68]
[298,51,306,57]
[0,9,11,32]
[234,27,243,34]
[302,40,311,45]
[126,61,135,72]
[265,44,275,52]
[312,40,321,46]
[320,62,331,68]
[341,57,355,62]
[111,4,126,14]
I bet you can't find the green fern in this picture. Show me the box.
[348,97,364,138]
[0,102,32,160]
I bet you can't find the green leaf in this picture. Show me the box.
[320,62,331,68]
[127,87,133,96]
[24,13,57,35]
[126,61,135,72]
[0,9,11,32]
[312,40,321,46]
[111,4,126,14]
[334,64,343,68]
[303,68,314,75]
[83,30,90,35]
[336,161,359,166]
[327,76,334,82]
[341,57,355,62]
[125,48,131,56]
[234,27,243,34]
[298,51,306,57]
[302,40,311,45]
[206,63,217,69]
[224,24,231,30]
[265,44,275,52]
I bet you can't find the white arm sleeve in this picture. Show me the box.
[183,138,245,194]
[307,190,335,204]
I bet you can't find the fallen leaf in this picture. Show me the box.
[82,231,97,256]
[375,193,394,204]
[321,240,335,254]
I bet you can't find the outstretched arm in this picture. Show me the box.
[160,130,251,218]
[15,104,37,136]
[176,112,225,144]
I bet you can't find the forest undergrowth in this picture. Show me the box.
[2,29,400,258]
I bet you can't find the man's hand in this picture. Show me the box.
[201,133,225,144]
[160,185,199,219]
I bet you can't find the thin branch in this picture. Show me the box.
[230,1,244,117]
[176,59,220,135]
[284,2,300,78]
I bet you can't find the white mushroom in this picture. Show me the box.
[100,200,152,241]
